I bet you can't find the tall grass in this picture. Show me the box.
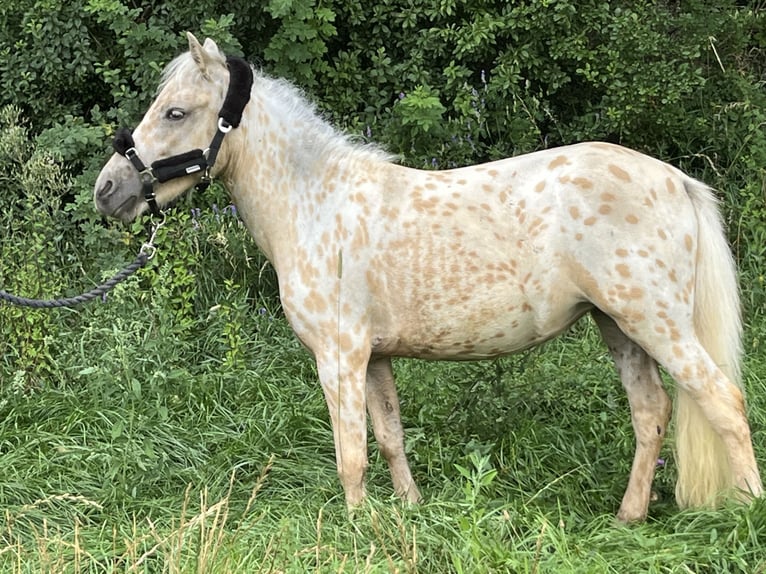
[1,242,765,571]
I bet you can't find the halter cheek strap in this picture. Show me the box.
[112,56,254,216]
[113,127,166,216]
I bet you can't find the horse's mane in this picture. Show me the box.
[157,52,199,93]
[252,71,394,164]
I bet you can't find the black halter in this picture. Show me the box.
[112,56,254,216]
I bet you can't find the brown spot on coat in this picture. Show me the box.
[615,264,631,278]
[608,164,631,182]
[548,155,570,169]
[304,290,328,314]
[572,177,594,189]
[665,178,677,194]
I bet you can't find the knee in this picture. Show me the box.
[373,430,399,458]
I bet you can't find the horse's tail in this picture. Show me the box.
[674,178,743,508]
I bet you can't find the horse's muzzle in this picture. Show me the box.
[95,177,141,221]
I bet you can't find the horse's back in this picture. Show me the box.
[360,142,700,360]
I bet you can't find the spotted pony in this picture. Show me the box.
[94,34,762,522]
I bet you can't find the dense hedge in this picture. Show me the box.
[2,2,764,181]
[3,2,765,163]
[1,1,765,382]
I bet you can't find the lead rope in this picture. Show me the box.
[0,215,165,309]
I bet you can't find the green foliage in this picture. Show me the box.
[0,0,244,130]
[387,85,448,157]
[262,0,337,83]
[0,106,70,384]
[1,322,766,571]
[2,1,764,192]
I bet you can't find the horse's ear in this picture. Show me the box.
[202,37,220,52]
[187,32,224,79]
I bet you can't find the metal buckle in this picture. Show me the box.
[218,118,233,133]
[140,212,166,260]
[139,168,156,184]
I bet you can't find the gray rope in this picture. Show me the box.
[0,253,149,308]
[0,214,164,309]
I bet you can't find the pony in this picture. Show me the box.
[94,33,762,522]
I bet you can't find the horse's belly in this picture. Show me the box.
[371,297,590,360]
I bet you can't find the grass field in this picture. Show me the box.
[2,207,766,573]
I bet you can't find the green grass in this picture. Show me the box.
[2,292,766,573]
[1,199,766,573]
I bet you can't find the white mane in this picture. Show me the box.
[157,52,200,93]
[251,69,394,164]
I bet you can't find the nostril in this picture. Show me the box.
[97,180,114,199]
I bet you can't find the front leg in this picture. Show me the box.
[315,347,372,508]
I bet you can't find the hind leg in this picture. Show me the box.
[366,357,421,502]
[608,316,762,505]
[593,311,672,522]
[666,341,762,500]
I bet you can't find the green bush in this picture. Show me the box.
[0,106,71,384]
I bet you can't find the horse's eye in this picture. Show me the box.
[166,108,186,121]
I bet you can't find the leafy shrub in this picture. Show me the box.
[0,106,71,384]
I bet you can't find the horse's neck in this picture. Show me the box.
[224,87,378,272]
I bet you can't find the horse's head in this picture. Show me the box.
[94,33,248,221]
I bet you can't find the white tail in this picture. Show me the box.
[674,179,743,507]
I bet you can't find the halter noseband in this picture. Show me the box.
[112,56,254,216]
